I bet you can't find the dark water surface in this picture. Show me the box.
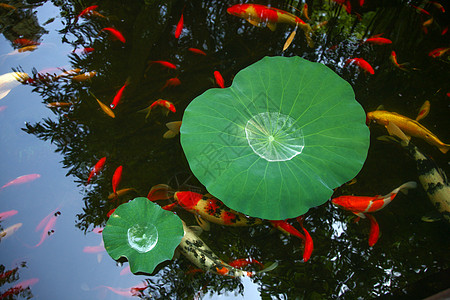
[1,0,449,299]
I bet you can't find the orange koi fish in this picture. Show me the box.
[227,4,313,47]
[75,5,98,23]
[188,48,207,55]
[0,210,18,220]
[112,166,122,194]
[160,77,181,91]
[18,45,38,53]
[390,51,408,71]
[345,58,374,74]
[110,81,128,109]
[428,47,450,58]
[332,181,417,218]
[214,71,224,88]
[1,174,41,190]
[366,109,450,153]
[90,92,115,118]
[100,27,126,43]
[87,157,107,184]
[175,13,184,38]
[363,37,392,45]
[366,214,379,247]
[148,60,177,69]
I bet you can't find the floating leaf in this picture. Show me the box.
[102,197,184,274]
[180,56,369,220]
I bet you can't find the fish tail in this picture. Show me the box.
[254,262,279,275]
[438,144,450,154]
[397,181,417,195]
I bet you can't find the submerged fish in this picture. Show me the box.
[0,223,22,239]
[0,72,30,100]
[1,174,40,190]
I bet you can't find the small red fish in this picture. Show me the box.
[363,37,392,45]
[345,58,375,74]
[100,27,126,43]
[214,71,225,88]
[112,166,123,194]
[411,5,430,15]
[390,51,408,71]
[0,210,18,220]
[228,258,264,269]
[149,99,176,113]
[75,5,98,23]
[428,47,450,58]
[175,13,184,38]
[87,157,106,184]
[1,174,41,190]
[160,77,181,91]
[366,213,379,246]
[269,220,305,240]
[148,60,177,69]
[297,216,313,262]
[188,48,207,55]
[442,26,448,35]
[110,81,128,109]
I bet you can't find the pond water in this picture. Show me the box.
[1,0,449,299]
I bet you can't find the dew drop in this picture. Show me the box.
[245,112,305,162]
[127,224,158,253]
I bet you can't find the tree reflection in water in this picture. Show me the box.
[9,0,450,298]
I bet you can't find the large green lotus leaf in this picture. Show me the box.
[102,197,184,274]
[180,56,369,220]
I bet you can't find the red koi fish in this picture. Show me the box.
[269,220,305,239]
[0,210,18,220]
[214,71,225,88]
[366,213,379,246]
[428,47,450,58]
[1,174,41,190]
[296,216,313,262]
[148,60,177,69]
[175,13,184,38]
[345,58,375,74]
[75,5,98,23]
[363,37,392,45]
[188,48,207,55]
[13,38,40,46]
[332,181,417,218]
[87,157,106,184]
[160,77,181,91]
[110,81,128,109]
[112,166,122,194]
[100,27,126,43]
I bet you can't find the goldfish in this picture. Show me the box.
[178,221,277,277]
[416,100,430,121]
[75,5,98,23]
[100,27,126,43]
[90,92,115,118]
[0,72,30,100]
[188,48,207,55]
[302,3,309,20]
[428,47,450,58]
[18,45,38,53]
[175,13,184,38]
[0,223,22,239]
[411,4,430,15]
[345,58,374,74]
[33,212,58,247]
[227,4,313,47]
[87,157,107,184]
[142,99,176,119]
[160,77,181,91]
[108,187,136,200]
[71,71,96,81]
[270,218,313,261]
[390,51,408,71]
[366,108,450,153]
[163,121,182,138]
[332,181,417,218]
[382,123,450,223]
[148,60,177,69]
[110,81,128,109]
[13,38,40,46]
[363,37,392,45]
[46,102,73,108]
[112,166,122,194]
[0,210,18,220]
[214,71,224,88]
[1,174,40,190]
[296,216,313,261]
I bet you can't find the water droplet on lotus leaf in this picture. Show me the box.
[127,224,158,253]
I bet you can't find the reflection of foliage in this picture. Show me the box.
[0,262,34,299]
[17,0,450,299]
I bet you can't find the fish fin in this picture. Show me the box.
[375,104,385,110]
[398,181,417,194]
[386,122,410,142]
[421,211,442,222]
[0,89,11,100]
[283,28,297,51]
[166,121,182,133]
[438,144,450,154]
[246,18,262,27]
[147,184,172,201]
[366,214,379,247]
[267,22,277,31]
[163,130,177,139]
[195,215,210,231]
[255,262,278,274]
[188,225,203,236]
[354,212,366,219]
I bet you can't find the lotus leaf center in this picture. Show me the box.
[245,112,305,162]
[127,224,158,253]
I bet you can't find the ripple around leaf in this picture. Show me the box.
[102,197,184,274]
[180,56,370,220]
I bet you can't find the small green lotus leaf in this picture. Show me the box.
[102,197,184,274]
[180,56,369,220]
